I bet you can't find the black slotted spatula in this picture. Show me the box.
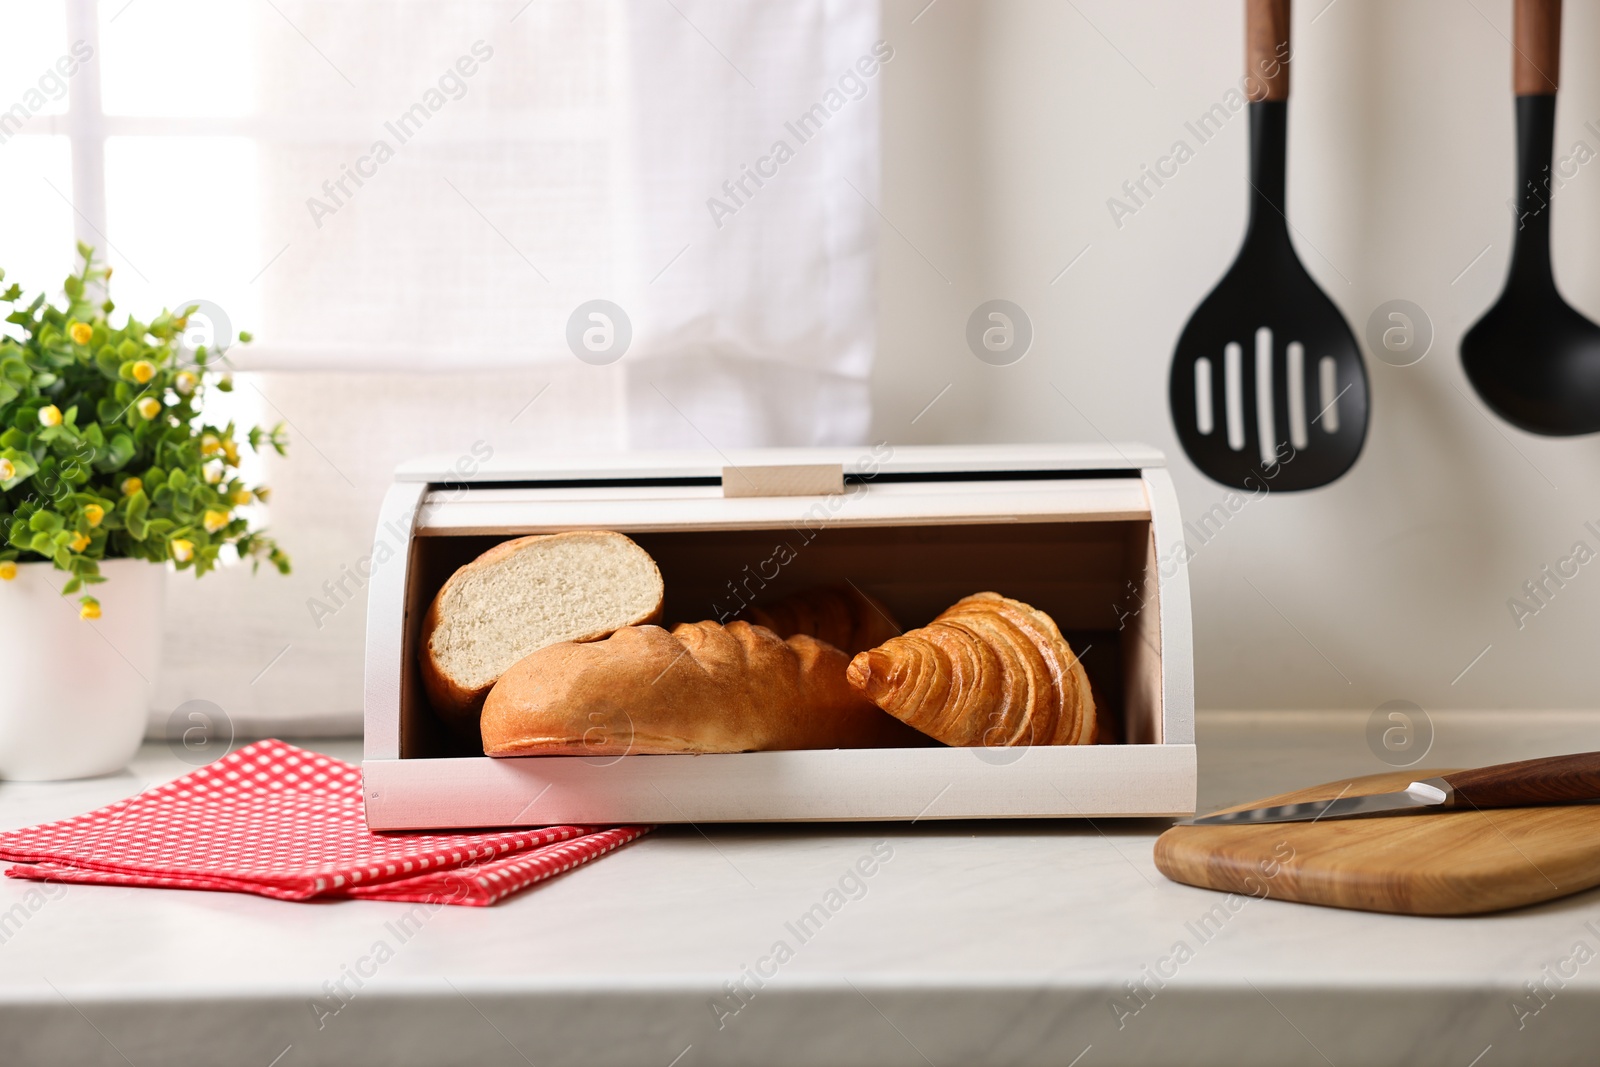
[1169,0,1369,491]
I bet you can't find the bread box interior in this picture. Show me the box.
[362,446,1197,827]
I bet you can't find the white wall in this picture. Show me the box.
[874,0,1600,711]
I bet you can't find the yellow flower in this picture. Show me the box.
[69,322,93,345]
[200,434,221,456]
[0,458,13,481]
[222,439,239,465]
[84,503,105,527]
[0,561,15,581]
[170,538,194,563]
[131,360,156,384]
[202,460,223,484]
[203,509,230,533]
[38,405,62,428]
[121,476,142,496]
[69,531,90,553]
[253,485,271,503]
[136,397,161,420]
[231,488,253,506]
[174,370,198,395]
[79,597,101,620]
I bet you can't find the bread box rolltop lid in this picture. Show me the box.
[363,443,1196,823]
[391,442,1167,486]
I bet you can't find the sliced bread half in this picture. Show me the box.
[421,531,664,725]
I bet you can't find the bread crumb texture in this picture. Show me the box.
[429,533,661,690]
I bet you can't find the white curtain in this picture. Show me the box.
[616,0,881,448]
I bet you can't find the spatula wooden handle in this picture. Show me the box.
[1515,0,1561,95]
[1245,0,1290,102]
[1441,751,1600,808]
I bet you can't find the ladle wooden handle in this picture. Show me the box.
[1245,0,1290,102]
[1515,0,1561,95]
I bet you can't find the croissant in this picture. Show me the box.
[845,592,1097,747]
[738,585,902,656]
[481,620,927,756]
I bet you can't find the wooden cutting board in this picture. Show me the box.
[1154,768,1600,915]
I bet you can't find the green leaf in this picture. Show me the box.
[28,510,62,534]
[0,357,28,385]
[105,433,134,469]
[124,490,150,541]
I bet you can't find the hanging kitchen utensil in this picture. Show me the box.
[1461,0,1600,435]
[1169,0,1369,490]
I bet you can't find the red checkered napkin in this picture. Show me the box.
[0,740,648,906]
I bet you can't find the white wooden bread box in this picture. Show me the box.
[362,444,1196,828]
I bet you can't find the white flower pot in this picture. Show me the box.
[0,558,166,781]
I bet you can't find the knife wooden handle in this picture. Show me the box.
[1441,751,1600,808]
[1245,0,1291,102]
[1515,0,1561,95]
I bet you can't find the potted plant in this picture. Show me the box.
[0,246,290,780]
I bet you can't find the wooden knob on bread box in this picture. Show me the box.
[722,463,845,498]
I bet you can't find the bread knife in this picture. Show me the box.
[1181,751,1600,826]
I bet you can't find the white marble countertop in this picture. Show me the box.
[3,710,1599,1066]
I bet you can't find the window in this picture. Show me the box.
[8,0,622,370]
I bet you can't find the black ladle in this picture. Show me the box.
[1169,0,1370,491]
[1462,0,1600,436]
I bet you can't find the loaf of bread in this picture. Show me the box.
[481,620,928,756]
[421,531,664,726]
[737,585,902,655]
[845,592,1097,747]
